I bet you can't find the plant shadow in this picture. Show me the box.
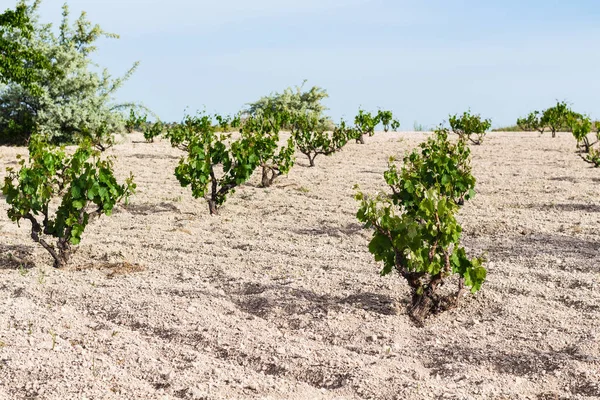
[0,244,36,270]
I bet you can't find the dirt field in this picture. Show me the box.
[0,131,599,400]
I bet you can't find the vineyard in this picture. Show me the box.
[1,1,599,399]
[1,131,599,399]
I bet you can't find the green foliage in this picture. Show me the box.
[518,101,579,138]
[353,109,399,144]
[355,128,485,325]
[239,108,295,187]
[542,101,577,138]
[384,128,476,208]
[2,136,135,268]
[568,114,600,166]
[166,112,259,214]
[491,125,522,132]
[290,113,354,167]
[377,110,399,132]
[0,2,50,90]
[449,110,491,145]
[245,81,330,127]
[143,121,164,143]
[0,2,138,146]
[516,111,545,134]
[125,109,147,133]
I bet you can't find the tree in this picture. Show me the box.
[0,2,138,146]
[0,2,49,89]
[239,109,295,187]
[2,136,135,268]
[356,128,485,325]
[290,113,354,167]
[245,81,330,127]
[449,110,491,145]
[167,112,260,215]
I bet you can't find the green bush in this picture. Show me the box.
[353,109,399,144]
[449,110,491,145]
[143,121,164,143]
[0,3,50,90]
[125,109,148,133]
[355,128,485,325]
[377,110,400,132]
[516,111,545,134]
[2,136,135,268]
[239,109,295,187]
[290,113,354,167]
[167,112,260,214]
[517,101,579,138]
[245,81,330,128]
[0,2,138,146]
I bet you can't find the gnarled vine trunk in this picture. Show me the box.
[261,165,278,187]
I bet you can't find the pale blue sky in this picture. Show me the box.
[31,0,600,128]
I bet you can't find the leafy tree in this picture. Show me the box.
[0,2,49,90]
[2,136,135,268]
[449,110,491,145]
[516,111,545,134]
[0,2,138,146]
[290,113,354,167]
[356,128,485,325]
[167,112,260,215]
[239,110,295,187]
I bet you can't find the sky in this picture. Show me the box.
[24,0,600,128]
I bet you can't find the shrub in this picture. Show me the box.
[125,109,148,133]
[0,3,49,90]
[449,110,491,145]
[355,128,485,325]
[239,110,295,187]
[352,109,399,144]
[0,2,138,146]
[543,101,578,138]
[166,112,260,215]
[377,110,400,132]
[516,111,545,134]
[2,137,135,268]
[568,114,600,167]
[518,101,579,138]
[290,113,354,167]
[143,121,164,143]
[569,114,595,153]
[245,81,330,124]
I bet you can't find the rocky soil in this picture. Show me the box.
[0,131,598,399]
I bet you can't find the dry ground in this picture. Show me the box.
[0,131,598,400]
